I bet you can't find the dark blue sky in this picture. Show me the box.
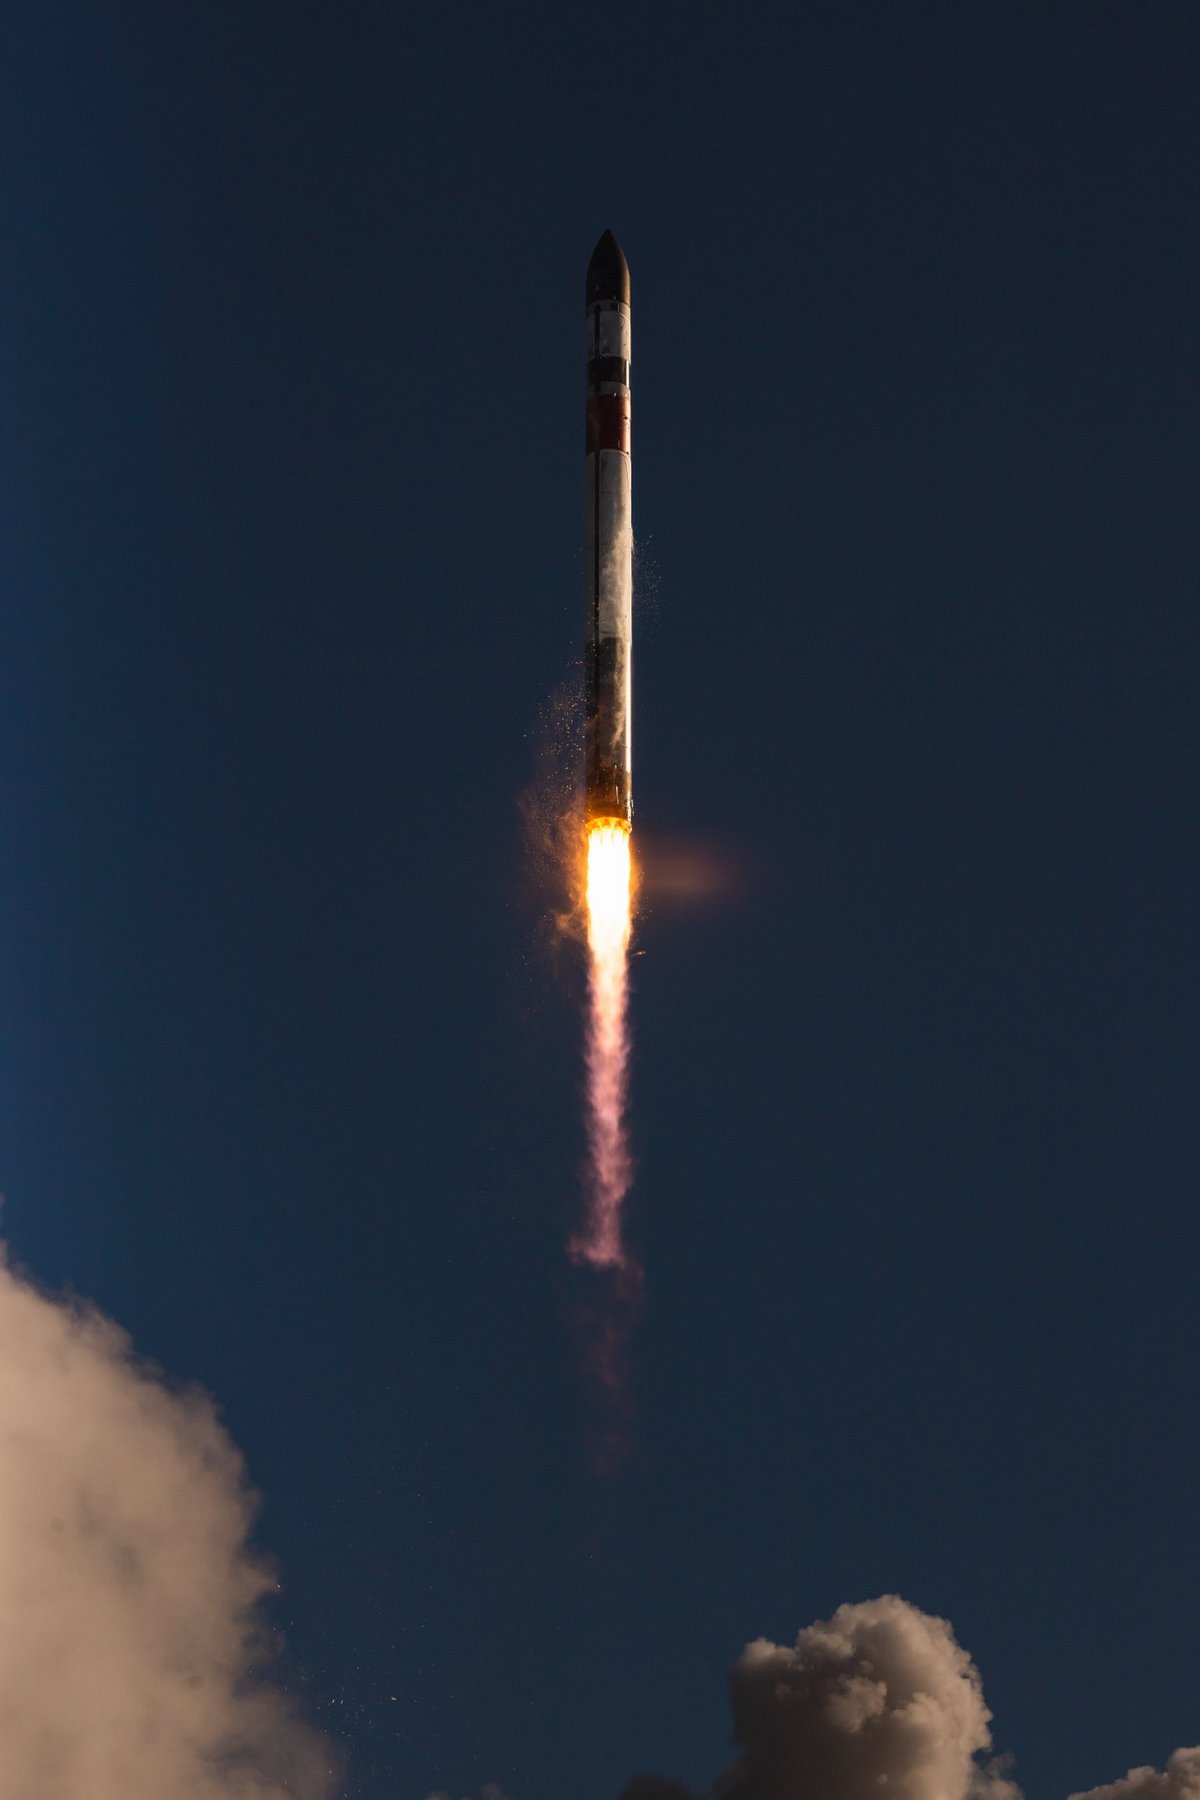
[2,4,1198,1797]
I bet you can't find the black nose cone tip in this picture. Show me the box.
[587,229,630,306]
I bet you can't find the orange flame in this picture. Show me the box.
[572,819,635,1271]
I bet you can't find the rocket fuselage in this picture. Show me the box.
[584,231,633,826]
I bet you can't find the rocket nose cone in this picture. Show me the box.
[587,229,630,306]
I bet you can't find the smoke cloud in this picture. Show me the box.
[714,1596,1016,1800]
[0,1246,340,1799]
[1071,1751,1200,1800]
[622,1596,1194,1800]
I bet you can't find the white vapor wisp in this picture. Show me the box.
[425,1787,512,1800]
[620,1595,1196,1800]
[0,1247,339,1799]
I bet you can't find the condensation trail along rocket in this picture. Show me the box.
[585,229,632,828]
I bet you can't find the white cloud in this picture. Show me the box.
[714,1595,1018,1800]
[1071,1749,1200,1800]
[0,1248,340,1798]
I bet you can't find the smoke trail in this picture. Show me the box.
[518,701,641,1460]
[0,1245,340,1799]
[572,820,636,1274]
[563,817,641,1468]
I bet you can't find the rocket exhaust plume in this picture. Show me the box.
[572,231,638,1289]
[573,818,634,1271]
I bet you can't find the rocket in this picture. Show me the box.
[584,230,633,827]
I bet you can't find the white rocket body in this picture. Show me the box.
[584,231,632,826]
